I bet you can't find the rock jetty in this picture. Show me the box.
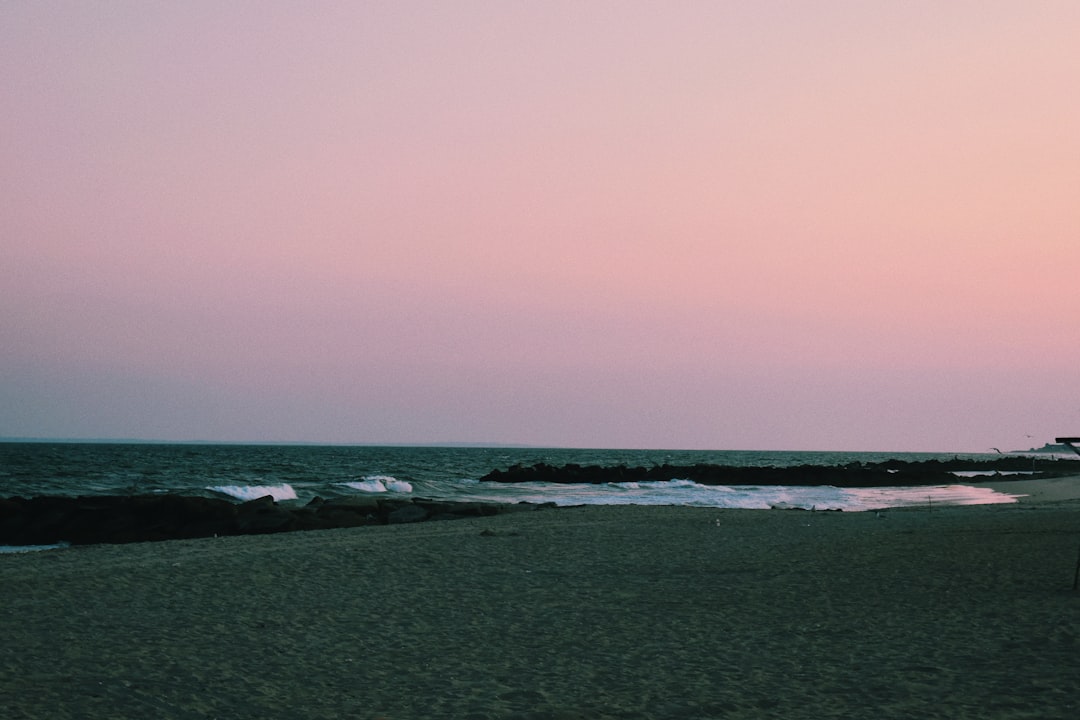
[479,456,1080,487]
[0,494,551,547]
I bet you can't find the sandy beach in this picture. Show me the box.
[3,484,1079,719]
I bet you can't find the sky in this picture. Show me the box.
[2,1,1078,452]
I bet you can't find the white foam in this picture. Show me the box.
[340,475,413,494]
[456,478,1020,511]
[208,484,297,502]
[842,484,1019,511]
[952,470,1035,478]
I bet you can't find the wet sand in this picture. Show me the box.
[2,487,1079,719]
[977,473,1080,504]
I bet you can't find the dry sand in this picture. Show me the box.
[3,485,1080,719]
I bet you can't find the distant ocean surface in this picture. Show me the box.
[0,443,1022,513]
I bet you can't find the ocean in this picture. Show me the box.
[0,442,1024,514]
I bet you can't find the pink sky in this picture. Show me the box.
[2,2,1078,451]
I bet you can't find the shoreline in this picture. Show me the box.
[3,500,1079,718]
[3,474,1077,548]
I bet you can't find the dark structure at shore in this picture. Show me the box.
[479,456,1080,487]
[0,495,550,547]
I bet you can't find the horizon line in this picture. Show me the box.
[0,436,1055,455]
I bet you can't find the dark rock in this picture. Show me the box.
[0,495,240,546]
[235,495,296,534]
[311,503,378,528]
[386,503,429,524]
[0,493,557,548]
[323,496,382,510]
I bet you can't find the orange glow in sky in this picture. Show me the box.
[2,2,1078,450]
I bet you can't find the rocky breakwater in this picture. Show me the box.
[0,494,552,547]
[479,456,1080,488]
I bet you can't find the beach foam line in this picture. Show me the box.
[952,470,1035,477]
[452,478,1022,511]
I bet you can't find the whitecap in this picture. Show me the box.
[340,475,413,494]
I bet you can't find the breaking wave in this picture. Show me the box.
[340,475,414,494]
[208,484,298,502]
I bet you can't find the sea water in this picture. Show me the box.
[0,442,1025,514]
